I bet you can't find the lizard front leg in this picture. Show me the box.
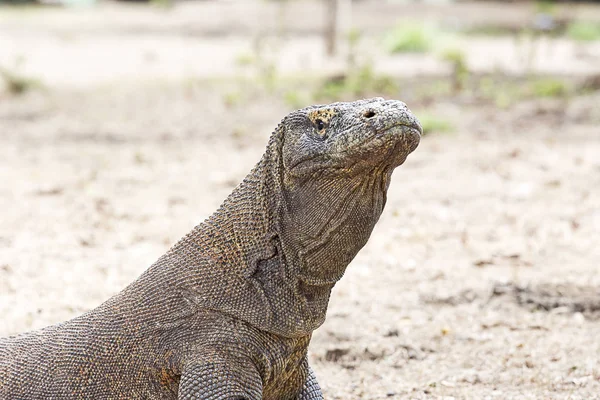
[178,354,262,400]
[296,360,323,400]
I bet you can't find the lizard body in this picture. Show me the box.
[0,98,421,399]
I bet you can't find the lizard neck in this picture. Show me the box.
[280,168,389,286]
[175,131,388,337]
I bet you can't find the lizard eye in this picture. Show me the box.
[315,118,326,136]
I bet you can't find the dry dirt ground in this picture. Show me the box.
[1,2,600,399]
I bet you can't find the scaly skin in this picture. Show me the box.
[0,98,421,399]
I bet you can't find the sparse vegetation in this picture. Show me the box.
[150,0,173,9]
[440,48,469,92]
[417,113,454,136]
[413,80,453,102]
[345,28,362,70]
[283,90,306,109]
[233,35,280,95]
[566,21,600,42]
[314,64,396,102]
[222,90,243,108]
[235,53,255,68]
[494,90,516,109]
[473,74,573,107]
[314,28,398,102]
[529,77,569,97]
[384,23,434,54]
[534,0,558,16]
[0,66,42,95]
[477,76,519,108]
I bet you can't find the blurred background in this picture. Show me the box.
[1,0,599,398]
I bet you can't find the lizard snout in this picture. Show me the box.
[361,100,422,138]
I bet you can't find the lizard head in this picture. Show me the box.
[280,97,421,179]
[272,98,422,289]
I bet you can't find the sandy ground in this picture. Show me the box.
[1,2,600,399]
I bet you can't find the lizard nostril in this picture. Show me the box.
[363,110,376,119]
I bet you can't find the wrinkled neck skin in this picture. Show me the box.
[280,167,390,285]
[178,134,392,337]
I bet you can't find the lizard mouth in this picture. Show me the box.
[380,122,421,151]
[380,119,422,138]
[398,117,422,132]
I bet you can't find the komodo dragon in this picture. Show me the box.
[0,98,421,399]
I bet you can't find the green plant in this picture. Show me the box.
[494,91,515,109]
[478,76,518,108]
[417,113,454,136]
[530,77,568,97]
[535,0,557,15]
[384,23,434,53]
[222,90,243,107]
[566,21,600,42]
[283,90,305,109]
[150,0,173,8]
[346,28,362,70]
[441,48,469,92]
[0,66,42,95]
[235,53,255,68]
[478,76,496,98]
[314,64,397,102]
[234,35,280,93]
